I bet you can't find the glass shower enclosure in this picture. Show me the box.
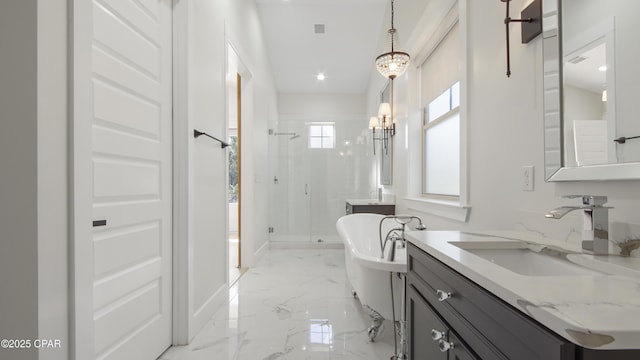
[268,117,374,245]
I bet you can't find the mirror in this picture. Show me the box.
[380,82,393,185]
[543,0,640,181]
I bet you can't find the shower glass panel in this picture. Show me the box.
[269,117,373,245]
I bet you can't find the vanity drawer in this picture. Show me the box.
[407,282,480,360]
[407,243,575,360]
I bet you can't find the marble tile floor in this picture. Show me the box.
[160,249,397,360]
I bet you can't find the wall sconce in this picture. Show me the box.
[370,102,395,155]
[500,0,542,77]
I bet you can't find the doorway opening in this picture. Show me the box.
[228,72,242,285]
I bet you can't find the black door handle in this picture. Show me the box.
[93,220,107,227]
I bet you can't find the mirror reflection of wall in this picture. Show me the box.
[562,0,640,165]
[563,41,608,166]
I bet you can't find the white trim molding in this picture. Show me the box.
[404,197,471,223]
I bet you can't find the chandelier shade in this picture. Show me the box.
[377,102,391,119]
[375,51,411,80]
[369,116,380,129]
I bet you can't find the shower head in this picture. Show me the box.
[271,131,299,140]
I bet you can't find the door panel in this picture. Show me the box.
[90,0,172,359]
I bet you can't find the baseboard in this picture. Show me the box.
[189,282,227,342]
[253,240,269,263]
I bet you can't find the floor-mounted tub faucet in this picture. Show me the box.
[545,195,612,255]
[379,215,427,261]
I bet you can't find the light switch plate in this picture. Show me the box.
[522,165,535,191]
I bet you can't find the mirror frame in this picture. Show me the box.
[543,0,640,181]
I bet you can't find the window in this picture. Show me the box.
[408,3,469,221]
[420,20,460,199]
[423,82,460,197]
[308,123,335,149]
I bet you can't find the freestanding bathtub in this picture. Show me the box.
[336,213,406,340]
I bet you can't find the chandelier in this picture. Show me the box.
[375,0,410,80]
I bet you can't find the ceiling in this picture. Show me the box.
[256,0,390,94]
[564,42,607,94]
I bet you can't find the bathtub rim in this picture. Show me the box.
[336,214,407,274]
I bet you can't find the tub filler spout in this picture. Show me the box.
[379,215,427,262]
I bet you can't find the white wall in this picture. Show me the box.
[226,0,278,265]
[174,0,278,341]
[370,0,640,257]
[0,1,69,360]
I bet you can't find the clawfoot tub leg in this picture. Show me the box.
[362,305,385,341]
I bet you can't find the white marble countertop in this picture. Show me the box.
[405,230,640,350]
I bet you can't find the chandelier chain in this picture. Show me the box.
[391,0,395,51]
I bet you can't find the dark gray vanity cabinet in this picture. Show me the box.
[407,243,573,360]
[407,283,479,360]
[345,201,395,215]
[407,243,640,360]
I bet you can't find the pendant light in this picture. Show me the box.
[375,0,410,80]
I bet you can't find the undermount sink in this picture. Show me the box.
[449,240,609,276]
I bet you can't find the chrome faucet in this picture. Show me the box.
[379,215,427,261]
[545,195,612,255]
[386,234,405,262]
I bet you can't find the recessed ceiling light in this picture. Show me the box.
[598,65,607,72]
[316,73,326,81]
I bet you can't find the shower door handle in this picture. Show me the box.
[305,184,308,195]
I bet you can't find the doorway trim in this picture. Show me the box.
[171,0,190,345]
[70,0,95,357]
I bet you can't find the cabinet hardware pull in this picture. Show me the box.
[438,339,454,352]
[436,289,452,301]
[431,329,445,341]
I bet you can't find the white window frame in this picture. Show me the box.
[403,0,470,222]
[308,123,335,149]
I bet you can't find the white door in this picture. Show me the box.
[90,0,172,359]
